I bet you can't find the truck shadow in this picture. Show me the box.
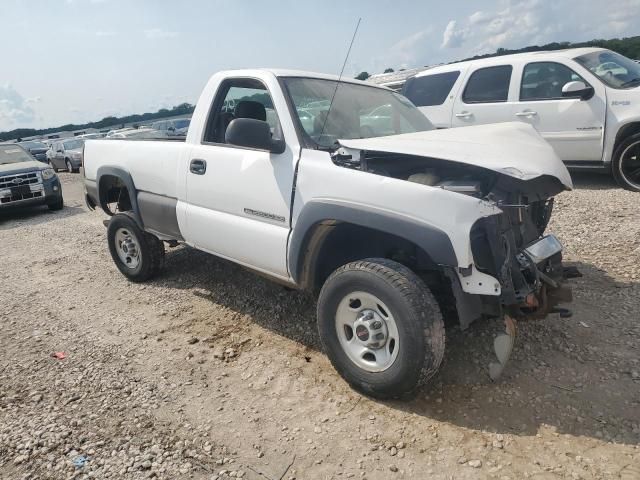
[159,248,640,446]
[0,204,84,230]
[570,171,619,190]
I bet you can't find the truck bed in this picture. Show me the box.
[83,139,187,199]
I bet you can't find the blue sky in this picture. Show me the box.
[1,0,640,131]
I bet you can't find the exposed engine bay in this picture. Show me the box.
[331,148,578,320]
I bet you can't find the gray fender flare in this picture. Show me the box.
[288,200,458,285]
[96,166,143,229]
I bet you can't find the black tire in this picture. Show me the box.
[48,196,64,211]
[107,213,165,282]
[317,258,445,399]
[65,159,76,173]
[612,133,640,192]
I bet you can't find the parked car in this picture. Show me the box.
[49,138,84,173]
[107,128,160,140]
[17,140,49,163]
[402,48,640,191]
[0,144,63,211]
[77,133,104,140]
[150,118,190,137]
[83,68,576,399]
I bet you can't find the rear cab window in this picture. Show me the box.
[462,65,513,103]
[402,71,461,107]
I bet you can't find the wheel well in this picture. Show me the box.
[614,122,640,154]
[301,222,442,293]
[98,174,132,215]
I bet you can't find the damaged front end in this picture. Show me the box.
[332,140,578,325]
[335,125,581,380]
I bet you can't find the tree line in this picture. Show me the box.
[0,103,195,142]
[354,35,640,81]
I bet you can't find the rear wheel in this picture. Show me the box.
[317,258,445,399]
[612,133,640,192]
[65,159,76,173]
[107,213,165,282]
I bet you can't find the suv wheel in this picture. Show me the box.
[48,196,64,211]
[65,159,75,173]
[317,258,445,399]
[107,213,165,282]
[612,133,640,192]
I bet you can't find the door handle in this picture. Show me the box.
[515,110,538,117]
[455,111,473,118]
[190,159,207,175]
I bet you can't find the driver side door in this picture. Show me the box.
[183,78,297,279]
[514,61,606,162]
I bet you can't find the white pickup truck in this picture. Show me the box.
[403,48,640,191]
[84,69,576,398]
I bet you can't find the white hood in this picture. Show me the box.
[339,122,573,190]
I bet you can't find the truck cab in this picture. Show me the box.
[403,48,640,191]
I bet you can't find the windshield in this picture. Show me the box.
[281,77,433,148]
[0,145,33,165]
[574,50,640,89]
[63,139,83,150]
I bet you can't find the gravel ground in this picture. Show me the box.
[0,172,638,480]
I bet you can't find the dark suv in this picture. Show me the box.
[0,144,63,211]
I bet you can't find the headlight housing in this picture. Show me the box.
[41,168,56,180]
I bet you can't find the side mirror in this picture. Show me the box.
[225,118,285,154]
[562,81,594,100]
[168,126,175,132]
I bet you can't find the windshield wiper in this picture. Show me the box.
[621,77,640,87]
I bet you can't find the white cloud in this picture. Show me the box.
[441,20,467,48]
[95,30,117,37]
[440,0,640,57]
[385,28,433,67]
[144,28,179,39]
[0,84,36,130]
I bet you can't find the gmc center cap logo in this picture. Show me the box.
[355,325,369,342]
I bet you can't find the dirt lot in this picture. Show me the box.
[0,172,638,480]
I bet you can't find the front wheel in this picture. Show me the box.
[48,196,64,211]
[317,258,445,399]
[612,133,640,192]
[65,159,76,173]
[107,213,165,282]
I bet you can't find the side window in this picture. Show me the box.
[203,79,281,144]
[462,65,513,103]
[520,62,588,101]
[402,71,460,107]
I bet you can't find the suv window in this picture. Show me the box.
[203,78,281,144]
[402,71,460,107]
[462,65,512,103]
[520,62,587,101]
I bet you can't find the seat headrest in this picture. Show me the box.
[235,101,266,121]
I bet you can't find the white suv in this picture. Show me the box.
[403,48,640,191]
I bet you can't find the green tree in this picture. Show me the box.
[355,71,370,80]
[383,68,394,73]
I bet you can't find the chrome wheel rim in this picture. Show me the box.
[619,141,640,190]
[114,227,140,269]
[335,291,399,372]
